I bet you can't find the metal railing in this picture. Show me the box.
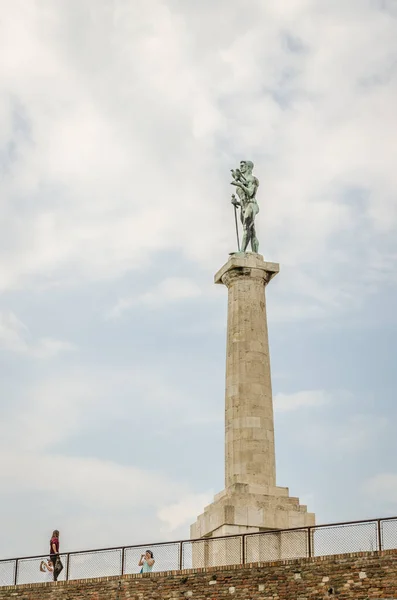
[0,516,396,587]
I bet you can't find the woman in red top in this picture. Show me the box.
[49,530,60,580]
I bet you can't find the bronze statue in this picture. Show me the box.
[231,160,259,253]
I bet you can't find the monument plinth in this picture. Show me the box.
[191,253,314,542]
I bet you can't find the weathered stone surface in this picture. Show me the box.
[191,254,314,546]
[219,254,278,489]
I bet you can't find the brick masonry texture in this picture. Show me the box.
[1,550,396,600]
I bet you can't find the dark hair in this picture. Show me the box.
[52,530,59,538]
[145,550,153,558]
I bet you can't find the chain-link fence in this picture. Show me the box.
[1,516,396,587]
[312,520,379,556]
[182,535,242,569]
[246,527,309,562]
[68,549,122,580]
[381,518,397,550]
[124,542,180,574]
[0,561,15,587]
[14,554,68,585]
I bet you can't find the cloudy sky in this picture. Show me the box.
[1,0,397,562]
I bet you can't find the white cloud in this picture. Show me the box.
[362,473,397,515]
[0,366,198,454]
[364,473,397,500]
[0,375,97,452]
[157,492,213,533]
[0,451,185,512]
[0,367,215,555]
[293,411,388,454]
[274,390,330,412]
[32,338,76,359]
[0,0,395,320]
[0,311,28,353]
[0,446,204,557]
[333,415,389,453]
[108,277,202,318]
[0,311,74,358]
[275,390,389,454]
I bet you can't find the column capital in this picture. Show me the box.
[214,253,279,287]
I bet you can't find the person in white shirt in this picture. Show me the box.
[40,559,54,582]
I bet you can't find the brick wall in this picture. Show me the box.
[0,550,396,599]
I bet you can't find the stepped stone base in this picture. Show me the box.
[190,484,315,567]
[191,483,315,539]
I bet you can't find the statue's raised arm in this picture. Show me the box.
[230,160,260,253]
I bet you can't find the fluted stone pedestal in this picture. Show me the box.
[190,253,314,565]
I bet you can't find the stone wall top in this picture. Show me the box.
[0,550,396,599]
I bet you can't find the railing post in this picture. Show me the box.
[121,548,125,575]
[307,527,312,558]
[242,534,246,564]
[14,559,18,586]
[377,519,382,551]
[65,553,70,581]
[178,542,183,570]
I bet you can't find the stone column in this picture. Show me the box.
[190,253,315,550]
[216,253,279,489]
